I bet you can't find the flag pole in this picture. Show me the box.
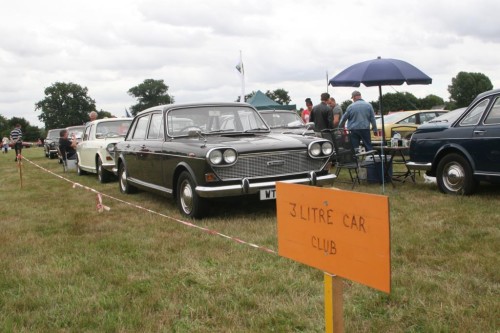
[326,71,329,93]
[239,50,245,103]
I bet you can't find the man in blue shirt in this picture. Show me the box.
[339,90,378,151]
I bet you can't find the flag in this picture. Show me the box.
[125,108,131,118]
[235,61,244,75]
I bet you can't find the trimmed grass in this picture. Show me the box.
[0,148,498,332]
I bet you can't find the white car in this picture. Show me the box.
[76,118,132,182]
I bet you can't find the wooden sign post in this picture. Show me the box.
[276,183,391,332]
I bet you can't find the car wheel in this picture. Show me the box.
[45,149,49,158]
[119,163,136,194]
[176,171,207,219]
[97,157,111,183]
[436,153,478,195]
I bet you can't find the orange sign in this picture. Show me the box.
[276,183,391,293]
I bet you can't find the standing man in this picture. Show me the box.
[327,97,343,128]
[310,93,333,137]
[302,98,313,123]
[10,124,23,162]
[89,111,98,122]
[339,90,378,151]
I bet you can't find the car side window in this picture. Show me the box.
[132,116,150,139]
[398,114,416,124]
[147,113,164,139]
[460,99,489,126]
[419,113,435,123]
[484,97,500,125]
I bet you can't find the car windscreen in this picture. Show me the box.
[47,131,61,139]
[428,108,466,123]
[260,112,304,128]
[95,120,132,138]
[167,106,269,137]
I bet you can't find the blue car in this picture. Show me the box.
[407,89,500,194]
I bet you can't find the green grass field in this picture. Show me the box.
[0,148,498,332]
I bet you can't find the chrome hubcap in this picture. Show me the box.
[180,180,193,214]
[120,169,127,190]
[443,162,465,192]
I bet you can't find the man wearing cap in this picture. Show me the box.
[339,90,378,151]
[310,92,333,138]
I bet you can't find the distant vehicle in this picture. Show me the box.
[44,128,65,158]
[114,103,335,218]
[407,90,500,194]
[372,110,448,144]
[66,125,85,143]
[257,109,313,135]
[76,118,132,183]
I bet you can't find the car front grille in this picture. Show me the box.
[212,150,328,180]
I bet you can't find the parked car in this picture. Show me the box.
[66,125,85,143]
[257,109,313,135]
[114,103,335,218]
[371,110,448,144]
[76,118,132,182]
[407,89,500,194]
[44,128,65,158]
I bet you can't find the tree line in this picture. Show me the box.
[0,71,493,141]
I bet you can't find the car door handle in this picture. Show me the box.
[473,130,486,135]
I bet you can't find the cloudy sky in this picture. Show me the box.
[1,0,499,128]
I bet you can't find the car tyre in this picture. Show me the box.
[176,171,207,219]
[436,153,478,195]
[97,157,111,183]
[119,162,137,194]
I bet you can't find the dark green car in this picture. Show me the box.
[115,103,335,218]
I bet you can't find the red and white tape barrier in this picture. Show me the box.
[22,157,277,255]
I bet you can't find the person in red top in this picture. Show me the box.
[302,98,313,123]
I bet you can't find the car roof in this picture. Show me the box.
[381,109,446,123]
[137,102,256,116]
[88,118,132,125]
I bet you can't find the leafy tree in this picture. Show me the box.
[0,114,8,138]
[265,89,291,105]
[341,100,352,112]
[419,94,445,110]
[128,79,174,116]
[35,82,96,129]
[378,92,420,113]
[448,72,493,108]
[97,110,113,119]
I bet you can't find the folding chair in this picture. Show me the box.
[327,129,377,188]
[57,146,68,172]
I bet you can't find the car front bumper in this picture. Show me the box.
[195,173,336,198]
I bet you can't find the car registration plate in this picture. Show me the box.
[260,189,276,200]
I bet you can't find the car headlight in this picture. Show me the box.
[106,143,116,155]
[308,141,333,158]
[207,148,238,166]
[321,141,333,155]
[223,149,237,164]
[208,149,223,165]
[309,142,322,157]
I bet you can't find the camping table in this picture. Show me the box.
[373,146,416,185]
